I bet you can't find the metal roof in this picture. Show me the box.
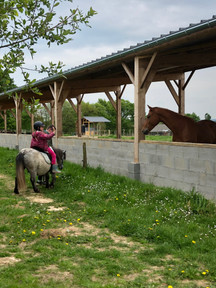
[1,15,216,109]
[82,116,110,123]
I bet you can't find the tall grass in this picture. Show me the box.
[0,147,215,288]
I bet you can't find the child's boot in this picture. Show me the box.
[52,164,61,173]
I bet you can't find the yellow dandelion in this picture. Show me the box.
[66,243,69,245]
[64,219,67,222]
[202,271,207,275]
[88,190,91,192]
[117,274,120,277]
[116,197,119,200]
[47,220,50,222]
[185,235,188,238]
[69,222,73,225]
[40,229,44,232]
[181,270,185,273]
[22,239,26,242]
[192,240,196,244]
[77,218,80,222]
[23,230,26,233]
[32,231,36,235]
[168,286,173,288]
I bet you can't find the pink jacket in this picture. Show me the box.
[30,131,55,151]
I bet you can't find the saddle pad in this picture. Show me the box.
[41,152,51,165]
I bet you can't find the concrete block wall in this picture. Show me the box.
[0,134,215,200]
[139,141,216,200]
[58,137,134,177]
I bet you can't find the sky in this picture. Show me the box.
[13,0,216,119]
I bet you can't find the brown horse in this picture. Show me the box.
[142,105,216,143]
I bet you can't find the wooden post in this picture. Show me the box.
[178,73,185,115]
[76,95,84,137]
[49,81,65,139]
[83,142,87,168]
[4,110,7,132]
[14,93,22,135]
[115,86,125,139]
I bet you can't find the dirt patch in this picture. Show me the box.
[25,195,54,204]
[47,206,67,211]
[0,256,20,266]
[36,265,73,284]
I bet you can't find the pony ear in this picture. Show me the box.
[147,105,153,110]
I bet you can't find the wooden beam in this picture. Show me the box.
[116,87,122,139]
[122,62,134,84]
[0,112,4,120]
[13,93,22,135]
[67,98,77,113]
[140,52,157,89]
[105,92,116,111]
[183,70,195,90]
[165,80,179,105]
[42,103,51,117]
[77,95,82,137]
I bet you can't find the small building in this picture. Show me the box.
[150,123,171,135]
[81,116,110,136]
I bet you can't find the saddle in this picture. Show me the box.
[32,147,51,165]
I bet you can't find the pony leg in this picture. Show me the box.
[49,172,56,188]
[45,173,49,188]
[30,173,40,193]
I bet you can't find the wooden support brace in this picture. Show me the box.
[0,112,4,120]
[122,62,134,84]
[183,70,195,90]
[42,103,52,117]
[105,91,116,111]
[165,80,179,105]
[140,52,157,89]
[67,98,77,113]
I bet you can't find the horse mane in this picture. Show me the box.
[154,107,195,123]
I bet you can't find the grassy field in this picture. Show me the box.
[0,147,215,288]
[98,135,172,141]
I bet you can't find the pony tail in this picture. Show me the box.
[15,153,27,192]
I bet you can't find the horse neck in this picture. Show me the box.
[155,108,184,132]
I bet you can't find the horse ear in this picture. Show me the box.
[147,105,153,110]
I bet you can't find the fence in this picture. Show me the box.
[0,133,215,200]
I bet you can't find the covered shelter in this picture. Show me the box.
[0,15,216,164]
[81,116,110,136]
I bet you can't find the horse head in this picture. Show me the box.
[142,105,160,135]
[55,148,66,170]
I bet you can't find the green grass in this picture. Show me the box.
[0,147,215,288]
[98,134,172,141]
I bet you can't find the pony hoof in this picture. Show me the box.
[14,189,19,194]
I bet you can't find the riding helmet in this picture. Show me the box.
[34,121,45,131]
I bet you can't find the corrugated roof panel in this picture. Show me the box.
[83,116,110,123]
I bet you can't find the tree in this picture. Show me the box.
[0,0,96,92]
[185,112,200,122]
